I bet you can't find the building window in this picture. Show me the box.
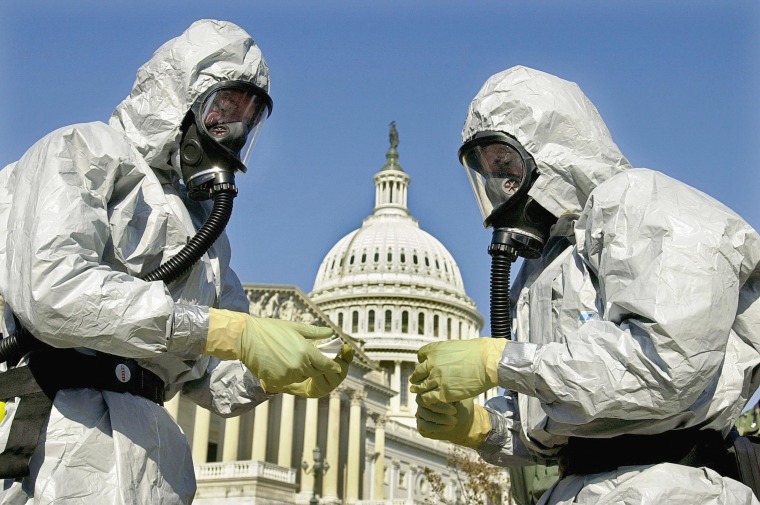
[425,256,430,267]
[387,250,392,262]
[413,254,418,265]
[338,312,344,329]
[385,310,392,332]
[206,442,218,462]
[350,254,355,265]
[401,311,409,333]
[458,321,463,339]
[352,311,359,333]
[400,368,409,408]
[368,310,375,332]
[374,251,379,262]
[361,252,367,263]
[433,315,440,337]
[400,250,406,263]
[447,318,452,340]
[418,313,425,335]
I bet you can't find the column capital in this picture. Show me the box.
[373,414,387,429]
[329,387,346,400]
[350,389,367,406]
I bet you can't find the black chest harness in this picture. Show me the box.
[560,427,760,497]
[0,331,165,479]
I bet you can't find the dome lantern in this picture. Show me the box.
[373,121,410,217]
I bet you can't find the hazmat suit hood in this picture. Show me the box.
[109,19,270,176]
[462,66,632,218]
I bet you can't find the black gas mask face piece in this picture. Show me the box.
[458,131,555,260]
[458,131,557,338]
[179,80,273,201]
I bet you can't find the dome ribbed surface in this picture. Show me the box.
[313,214,467,295]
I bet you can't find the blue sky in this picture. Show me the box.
[1,1,758,342]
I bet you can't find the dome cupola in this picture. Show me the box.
[310,123,482,359]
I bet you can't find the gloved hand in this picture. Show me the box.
[415,396,492,449]
[409,338,506,404]
[277,344,354,398]
[205,308,347,394]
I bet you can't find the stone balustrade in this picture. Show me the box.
[195,459,297,484]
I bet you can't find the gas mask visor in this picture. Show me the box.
[181,80,273,200]
[458,131,534,227]
[197,80,273,172]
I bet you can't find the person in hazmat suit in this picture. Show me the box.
[411,66,760,504]
[0,19,353,504]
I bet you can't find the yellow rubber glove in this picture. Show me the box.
[415,396,492,449]
[205,308,342,394]
[409,338,506,404]
[277,344,354,398]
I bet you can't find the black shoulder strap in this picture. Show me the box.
[0,366,51,479]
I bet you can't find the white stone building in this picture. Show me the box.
[165,125,505,504]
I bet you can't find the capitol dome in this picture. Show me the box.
[310,123,482,422]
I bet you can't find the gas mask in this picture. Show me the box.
[458,131,556,338]
[142,80,273,285]
[180,80,273,201]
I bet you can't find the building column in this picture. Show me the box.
[373,416,386,500]
[252,401,269,461]
[278,394,295,467]
[323,389,343,500]
[222,416,240,462]
[408,464,418,501]
[390,459,400,499]
[164,393,180,421]
[346,390,365,502]
[299,398,319,497]
[391,361,401,413]
[192,405,210,463]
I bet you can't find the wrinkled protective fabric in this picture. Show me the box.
[0,19,272,504]
[465,66,760,503]
[461,66,632,220]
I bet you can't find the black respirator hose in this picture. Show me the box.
[141,189,235,283]
[0,188,236,364]
[489,252,513,339]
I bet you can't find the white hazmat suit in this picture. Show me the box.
[0,20,274,504]
[467,67,760,503]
